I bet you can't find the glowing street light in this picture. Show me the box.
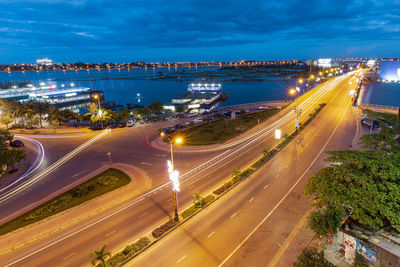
[289,88,297,95]
[275,129,281,139]
[164,136,184,222]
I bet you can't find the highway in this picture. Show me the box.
[0,73,357,266]
[129,73,359,266]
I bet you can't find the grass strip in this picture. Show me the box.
[362,108,399,131]
[0,168,131,236]
[182,108,282,145]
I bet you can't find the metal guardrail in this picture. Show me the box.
[360,104,397,110]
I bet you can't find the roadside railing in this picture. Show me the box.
[359,103,397,110]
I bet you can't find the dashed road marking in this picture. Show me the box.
[208,231,215,238]
[249,197,255,203]
[105,230,116,237]
[264,184,269,189]
[139,212,148,218]
[230,213,237,219]
[63,252,76,261]
[177,255,186,263]
[275,174,279,178]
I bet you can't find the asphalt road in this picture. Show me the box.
[128,74,358,266]
[0,73,356,266]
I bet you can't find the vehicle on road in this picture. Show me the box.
[127,120,135,127]
[361,118,380,129]
[258,105,269,110]
[194,118,203,124]
[90,124,107,130]
[10,140,24,147]
[118,122,127,128]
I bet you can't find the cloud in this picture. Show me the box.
[0,0,400,62]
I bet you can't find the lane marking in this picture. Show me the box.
[139,212,148,218]
[1,76,349,264]
[71,169,87,179]
[207,231,215,238]
[230,213,237,219]
[267,208,312,267]
[275,174,279,178]
[62,252,76,261]
[284,164,288,169]
[177,255,186,263]
[263,184,269,189]
[249,197,255,203]
[218,92,352,267]
[105,230,116,237]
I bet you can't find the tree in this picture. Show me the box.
[132,108,142,119]
[0,114,13,130]
[293,248,334,267]
[192,192,204,208]
[47,106,65,133]
[91,245,111,267]
[305,150,400,235]
[175,106,185,113]
[359,127,400,154]
[262,148,270,157]
[119,108,130,121]
[0,149,26,173]
[148,101,164,114]
[32,101,50,128]
[141,107,151,117]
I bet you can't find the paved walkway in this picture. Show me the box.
[0,163,151,255]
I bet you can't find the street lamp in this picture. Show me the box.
[163,134,183,222]
[275,129,281,139]
[93,94,103,128]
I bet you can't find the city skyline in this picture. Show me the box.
[1,0,400,63]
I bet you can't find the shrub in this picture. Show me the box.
[240,168,253,178]
[107,252,127,267]
[97,176,119,186]
[123,245,133,255]
[203,194,215,205]
[213,182,232,195]
[152,220,177,238]
[182,206,199,219]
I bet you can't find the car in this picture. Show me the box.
[127,120,135,127]
[258,105,269,110]
[91,124,107,130]
[194,118,203,124]
[185,120,194,126]
[174,123,185,129]
[10,140,24,147]
[361,118,380,129]
[118,122,127,128]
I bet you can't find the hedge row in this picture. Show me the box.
[100,237,150,267]
[181,194,216,219]
[152,219,178,238]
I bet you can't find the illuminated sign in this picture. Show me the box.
[317,58,332,68]
[379,60,400,81]
[167,160,180,192]
[366,60,376,67]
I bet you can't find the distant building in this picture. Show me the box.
[36,58,53,66]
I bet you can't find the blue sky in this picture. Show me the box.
[1,0,400,63]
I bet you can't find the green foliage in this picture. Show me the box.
[0,168,130,236]
[152,220,177,238]
[308,208,346,236]
[119,108,130,121]
[213,181,233,195]
[203,194,215,205]
[182,108,280,145]
[231,168,241,178]
[293,248,334,267]
[181,205,199,219]
[363,108,399,130]
[91,245,111,267]
[0,129,26,174]
[192,192,204,208]
[359,127,400,153]
[148,101,164,114]
[305,150,400,233]
[354,254,369,267]
[105,237,150,267]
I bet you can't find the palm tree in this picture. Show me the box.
[47,106,65,133]
[231,168,241,178]
[262,148,270,157]
[192,192,204,207]
[91,245,111,267]
[32,101,50,128]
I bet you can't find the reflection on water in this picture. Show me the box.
[0,67,298,106]
[361,82,400,107]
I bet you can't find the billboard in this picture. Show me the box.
[317,58,332,68]
[379,60,400,81]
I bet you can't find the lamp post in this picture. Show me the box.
[161,133,183,222]
[93,94,103,128]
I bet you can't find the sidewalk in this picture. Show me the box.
[0,163,151,256]
[151,102,292,153]
[10,125,94,135]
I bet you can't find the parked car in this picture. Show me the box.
[194,118,203,124]
[118,122,127,128]
[90,124,107,130]
[10,140,24,147]
[127,120,135,127]
[361,118,380,129]
[258,105,269,110]
[174,123,185,129]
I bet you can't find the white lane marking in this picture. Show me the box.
[284,164,288,169]
[140,162,152,166]
[177,255,186,263]
[249,197,255,203]
[208,231,215,238]
[275,174,279,178]
[139,212,148,218]
[218,95,352,267]
[1,76,348,264]
[71,169,87,179]
[263,184,269,189]
[0,129,111,203]
[105,230,116,237]
[230,213,237,219]
[62,252,76,261]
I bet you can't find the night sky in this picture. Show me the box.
[1,0,400,63]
